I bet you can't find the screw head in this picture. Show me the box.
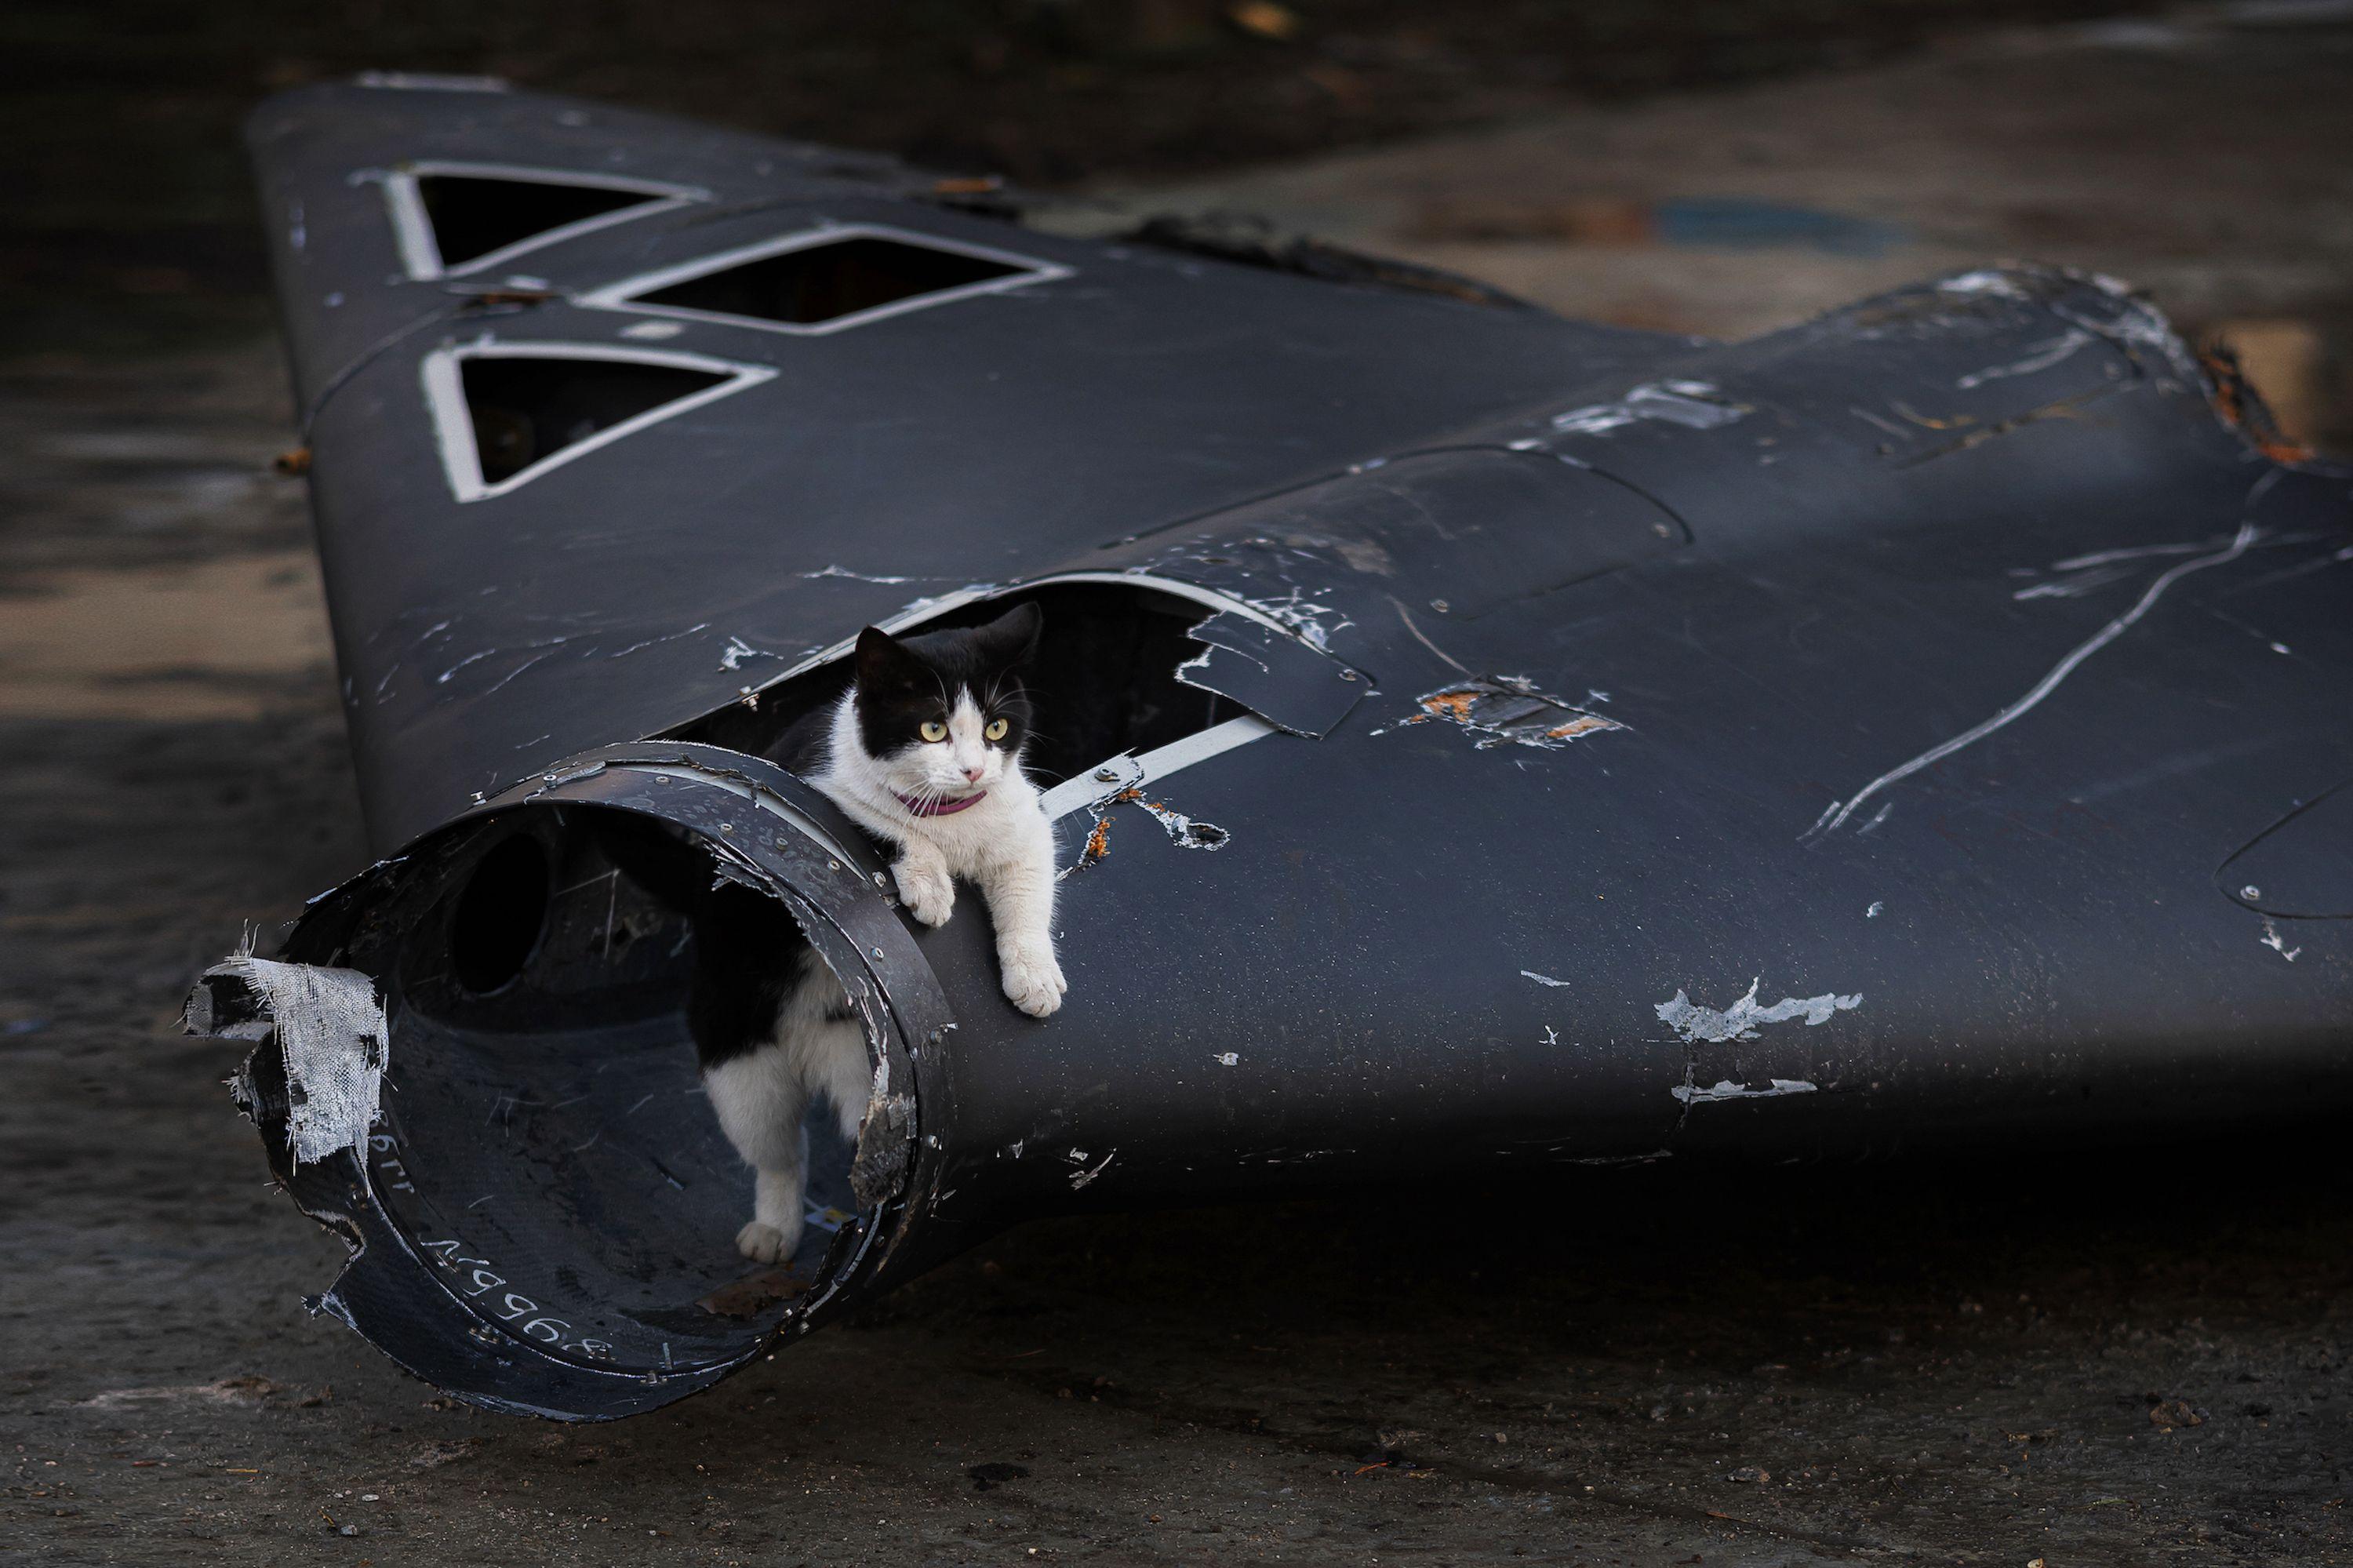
[2242,884,2263,901]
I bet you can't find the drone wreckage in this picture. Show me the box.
[185,77,2353,1419]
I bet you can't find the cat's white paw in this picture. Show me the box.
[894,860,955,927]
[999,940,1067,1017]
[736,1217,802,1264]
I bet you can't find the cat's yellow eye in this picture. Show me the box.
[920,720,947,743]
[984,718,1009,742]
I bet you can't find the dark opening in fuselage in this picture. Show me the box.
[679,581,1250,787]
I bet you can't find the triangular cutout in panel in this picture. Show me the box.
[580,224,1071,335]
[424,177,655,272]
[422,341,774,501]
[383,162,704,280]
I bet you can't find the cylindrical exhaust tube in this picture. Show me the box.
[194,744,954,1419]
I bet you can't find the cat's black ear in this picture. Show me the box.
[973,601,1044,668]
[854,624,924,691]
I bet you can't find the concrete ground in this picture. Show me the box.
[6,13,2353,1566]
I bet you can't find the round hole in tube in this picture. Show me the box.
[449,834,550,995]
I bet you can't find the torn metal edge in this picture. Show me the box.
[1388,675,1623,751]
[187,951,389,1169]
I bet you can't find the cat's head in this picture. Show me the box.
[849,602,1043,808]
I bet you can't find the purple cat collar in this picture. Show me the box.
[895,788,987,817]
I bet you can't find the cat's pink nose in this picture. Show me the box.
[962,765,984,782]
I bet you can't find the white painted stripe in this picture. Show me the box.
[1036,715,1276,822]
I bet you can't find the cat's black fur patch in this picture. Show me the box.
[849,602,1042,764]
[589,813,801,1068]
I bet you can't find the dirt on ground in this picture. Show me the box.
[7,5,2353,1565]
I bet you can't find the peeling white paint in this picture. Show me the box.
[1136,797,1227,849]
[1212,1052,1239,1066]
[1866,900,1885,919]
[802,565,915,584]
[1672,1078,1820,1104]
[718,635,766,671]
[1656,980,1861,1044]
[1552,380,1747,435]
[1521,970,1573,988]
[1242,585,1350,653]
[2261,919,2302,962]
[192,953,388,1168]
[1955,329,2097,389]
[1937,270,2031,300]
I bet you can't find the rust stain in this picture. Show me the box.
[1889,399,1978,431]
[1544,715,1616,740]
[1892,391,2105,467]
[2200,345,2315,464]
[1419,689,1479,723]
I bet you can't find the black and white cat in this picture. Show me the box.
[604,603,1063,1264]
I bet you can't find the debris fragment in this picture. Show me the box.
[2146,1399,2205,1429]
[1066,1148,1115,1189]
